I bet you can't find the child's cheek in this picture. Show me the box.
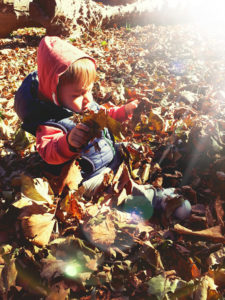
[71,96,83,112]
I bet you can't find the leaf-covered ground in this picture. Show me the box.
[0,23,225,299]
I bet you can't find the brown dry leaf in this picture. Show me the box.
[174,224,225,243]
[135,222,154,235]
[21,213,55,247]
[12,127,35,151]
[40,258,66,280]
[83,109,124,141]
[83,214,116,249]
[139,240,164,271]
[214,195,225,226]
[148,110,164,132]
[92,170,114,201]
[207,289,221,300]
[134,109,164,133]
[113,162,132,194]
[60,192,84,219]
[205,206,215,228]
[85,203,100,218]
[188,257,201,279]
[174,106,197,118]
[0,119,13,139]
[46,281,70,300]
[207,247,225,268]
[0,258,17,296]
[12,174,53,204]
[14,196,48,218]
[211,269,225,288]
[117,188,128,206]
[194,275,213,300]
[56,160,83,195]
[83,255,99,271]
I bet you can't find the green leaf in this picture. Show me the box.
[0,111,4,120]
[13,128,35,150]
[148,275,174,298]
[0,258,17,295]
[148,274,197,300]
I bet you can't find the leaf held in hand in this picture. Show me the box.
[83,109,124,141]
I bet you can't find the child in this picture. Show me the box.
[14,36,191,222]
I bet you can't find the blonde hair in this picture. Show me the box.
[59,58,96,88]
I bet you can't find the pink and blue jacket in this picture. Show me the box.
[14,36,128,178]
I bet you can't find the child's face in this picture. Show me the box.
[58,81,94,112]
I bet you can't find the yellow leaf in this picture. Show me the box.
[12,174,53,203]
[21,213,55,247]
[13,128,35,150]
[148,111,164,132]
[55,160,83,195]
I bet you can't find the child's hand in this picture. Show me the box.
[124,100,139,116]
[67,123,91,150]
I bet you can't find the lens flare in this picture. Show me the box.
[64,263,79,277]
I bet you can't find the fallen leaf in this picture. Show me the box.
[40,258,67,280]
[141,163,151,183]
[83,214,116,250]
[13,196,48,217]
[12,174,53,204]
[21,213,55,247]
[188,257,201,279]
[211,269,225,288]
[148,110,164,132]
[0,258,17,295]
[60,191,84,219]
[174,224,225,243]
[12,127,35,150]
[46,281,70,300]
[214,195,225,226]
[113,162,132,194]
[55,160,83,195]
[207,247,225,267]
[147,273,195,299]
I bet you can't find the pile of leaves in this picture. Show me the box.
[0,23,225,299]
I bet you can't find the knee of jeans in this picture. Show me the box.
[173,199,191,220]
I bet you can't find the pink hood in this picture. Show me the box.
[37,36,96,106]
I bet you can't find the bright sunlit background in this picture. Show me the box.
[187,0,225,36]
[139,0,225,37]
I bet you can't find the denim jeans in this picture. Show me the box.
[82,144,191,221]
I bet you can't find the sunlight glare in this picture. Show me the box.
[191,0,225,36]
[140,0,225,36]
[64,263,79,277]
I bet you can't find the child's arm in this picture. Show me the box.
[36,125,77,164]
[36,123,90,164]
[104,100,139,122]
